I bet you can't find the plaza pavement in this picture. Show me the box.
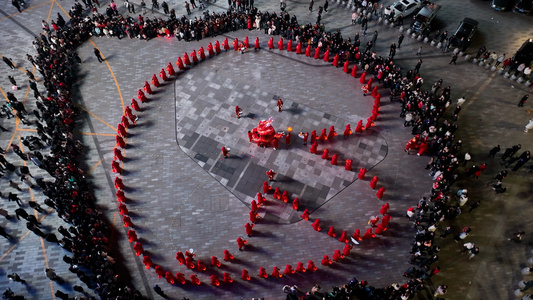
[0,0,532,299]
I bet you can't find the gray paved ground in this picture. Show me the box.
[0,0,532,299]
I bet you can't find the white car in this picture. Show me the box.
[390,0,422,20]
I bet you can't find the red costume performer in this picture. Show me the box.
[292,198,299,210]
[155,265,164,279]
[343,244,353,256]
[223,272,233,283]
[272,266,282,278]
[375,223,385,235]
[321,255,333,266]
[305,45,311,57]
[116,190,127,202]
[307,260,318,271]
[293,262,306,274]
[268,37,274,49]
[323,49,330,62]
[319,128,327,141]
[380,203,390,215]
[235,105,243,118]
[311,130,317,143]
[312,219,321,231]
[159,68,168,81]
[223,38,229,51]
[339,230,349,243]
[199,46,206,60]
[273,187,281,199]
[314,47,320,59]
[207,43,215,56]
[166,62,175,75]
[352,229,362,241]
[191,50,199,64]
[224,249,234,261]
[118,202,128,215]
[115,177,125,190]
[165,272,175,284]
[332,249,343,261]
[360,71,367,84]
[284,264,295,275]
[143,81,152,94]
[251,199,258,211]
[303,132,309,145]
[287,39,293,52]
[331,154,338,165]
[257,193,265,206]
[131,98,140,111]
[191,275,201,285]
[221,146,230,158]
[242,269,251,280]
[176,251,185,265]
[258,267,268,278]
[343,124,351,138]
[278,37,283,50]
[343,60,350,73]
[301,209,309,220]
[358,168,367,180]
[117,123,127,137]
[328,125,336,139]
[366,117,374,129]
[281,190,289,203]
[215,40,222,53]
[245,222,254,236]
[285,132,291,146]
[180,52,189,65]
[210,274,220,286]
[112,160,122,174]
[368,216,379,227]
[176,273,186,284]
[296,41,302,54]
[382,214,391,227]
[332,53,339,67]
[262,181,271,194]
[121,115,130,129]
[321,148,329,160]
[114,147,123,161]
[233,38,239,51]
[272,138,279,150]
[185,257,195,269]
[371,86,378,98]
[197,260,207,271]
[127,229,137,242]
[254,37,260,50]
[363,228,375,239]
[151,74,160,87]
[355,120,364,133]
[211,256,221,267]
[237,237,247,250]
[328,226,336,237]
[138,89,147,103]
[133,242,144,256]
[277,98,283,111]
[310,141,318,154]
[351,64,358,77]
[142,255,153,269]
[376,187,385,199]
[345,159,353,171]
[249,210,257,223]
[370,176,378,189]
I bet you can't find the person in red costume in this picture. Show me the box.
[363,228,375,239]
[343,244,353,256]
[223,272,233,283]
[127,229,137,242]
[307,260,318,271]
[332,53,340,67]
[190,50,198,64]
[165,272,175,284]
[322,148,329,159]
[296,41,302,54]
[331,154,338,165]
[323,48,330,62]
[254,37,260,51]
[142,255,153,269]
[133,242,144,256]
[287,39,293,52]
[118,202,128,215]
[155,265,164,279]
[182,52,191,65]
[176,251,185,265]
[273,187,281,199]
[235,105,243,118]
[114,147,123,161]
[277,98,284,112]
[343,60,350,73]
[262,181,271,194]
[237,237,247,250]
[138,89,147,103]
[224,249,234,261]
[345,159,353,171]
[376,187,385,199]
[221,146,230,158]
[143,81,152,94]
[249,210,257,223]
[285,132,291,147]
[199,46,206,59]
[332,249,343,261]
[380,203,390,215]
[296,262,306,272]
[301,209,309,220]
[305,45,311,56]
[268,37,274,49]
[117,123,127,137]
[343,124,351,138]
[328,226,336,237]
[303,132,309,145]
[321,255,333,266]
[352,229,362,241]
[151,74,160,87]
[370,176,378,189]
[281,190,289,203]
[319,128,327,141]
[245,222,254,236]
[242,269,251,280]
[272,266,282,277]
[257,193,265,206]
[208,43,215,56]
[358,168,367,180]
[197,260,207,271]
[211,256,221,267]
[368,216,379,227]
[312,219,321,231]
[278,37,284,50]
[292,198,299,210]
[258,267,268,278]
[284,264,295,275]
[112,160,122,174]
[176,273,186,284]
[355,120,364,133]
[166,62,175,75]
[338,230,348,243]
[159,68,168,81]
[121,115,130,129]
[115,177,125,190]
[190,275,201,285]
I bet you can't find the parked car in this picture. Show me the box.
[450,18,479,47]
[513,0,533,13]
[491,0,516,11]
[410,3,441,33]
[512,39,533,66]
[391,0,422,20]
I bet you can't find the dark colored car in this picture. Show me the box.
[491,0,516,11]
[450,17,478,47]
[513,0,533,13]
[512,39,533,66]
